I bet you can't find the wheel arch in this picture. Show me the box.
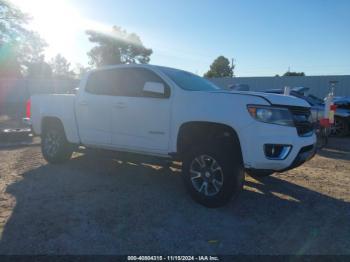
[40,115,80,144]
[176,121,243,160]
[41,116,65,133]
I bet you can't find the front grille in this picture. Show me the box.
[288,106,314,136]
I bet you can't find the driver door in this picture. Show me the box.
[111,67,172,154]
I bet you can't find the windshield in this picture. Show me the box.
[305,95,324,106]
[159,67,220,91]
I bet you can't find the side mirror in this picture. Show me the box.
[143,82,165,95]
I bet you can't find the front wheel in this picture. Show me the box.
[182,144,244,208]
[41,123,73,164]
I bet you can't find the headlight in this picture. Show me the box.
[247,105,294,126]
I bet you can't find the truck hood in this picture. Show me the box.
[210,90,310,108]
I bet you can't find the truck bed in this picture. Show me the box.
[31,94,80,144]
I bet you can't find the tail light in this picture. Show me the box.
[26,99,31,118]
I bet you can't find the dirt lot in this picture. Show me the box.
[0,138,349,255]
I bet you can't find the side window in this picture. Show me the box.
[85,70,120,96]
[119,68,170,98]
[85,68,170,98]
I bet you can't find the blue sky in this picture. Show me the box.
[14,0,350,76]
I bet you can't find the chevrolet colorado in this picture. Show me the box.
[28,64,316,207]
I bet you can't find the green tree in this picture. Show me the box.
[283,71,305,76]
[86,26,153,67]
[204,56,234,78]
[50,54,74,79]
[0,0,47,77]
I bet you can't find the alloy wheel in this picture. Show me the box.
[189,154,224,197]
[43,130,60,157]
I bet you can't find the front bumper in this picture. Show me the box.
[278,143,316,172]
[240,121,316,171]
[22,118,34,134]
[246,144,316,174]
[22,117,32,127]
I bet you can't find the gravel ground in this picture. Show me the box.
[0,138,349,255]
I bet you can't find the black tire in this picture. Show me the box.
[246,170,274,178]
[332,117,349,137]
[182,142,244,208]
[41,123,73,164]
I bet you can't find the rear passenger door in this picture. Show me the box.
[111,67,171,154]
[76,70,115,146]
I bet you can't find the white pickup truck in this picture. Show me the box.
[28,64,316,207]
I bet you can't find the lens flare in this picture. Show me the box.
[8,0,119,62]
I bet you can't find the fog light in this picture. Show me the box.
[264,144,292,160]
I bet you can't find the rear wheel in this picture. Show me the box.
[182,143,244,208]
[41,123,73,164]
